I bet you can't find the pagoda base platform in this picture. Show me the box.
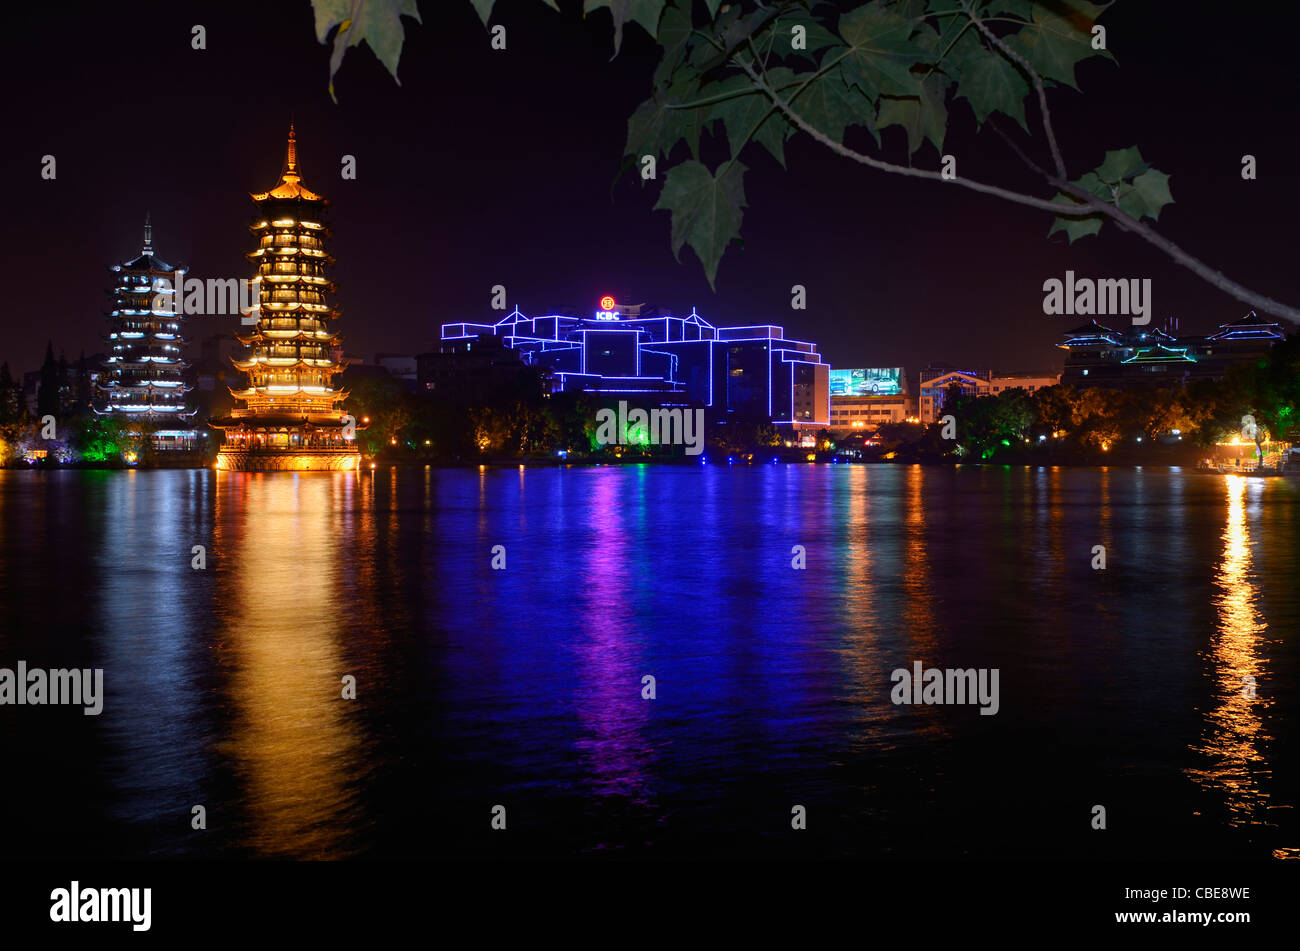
[215,447,362,472]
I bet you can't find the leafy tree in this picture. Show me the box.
[36,342,60,419]
[74,351,94,413]
[70,414,127,463]
[312,0,1299,323]
[1033,383,1073,438]
[1246,332,1300,442]
[0,362,23,424]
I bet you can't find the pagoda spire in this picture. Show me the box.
[285,122,297,174]
[250,122,322,200]
[143,211,152,254]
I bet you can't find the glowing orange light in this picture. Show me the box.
[599,295,616,310]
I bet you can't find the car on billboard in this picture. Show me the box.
[830,368,901,396]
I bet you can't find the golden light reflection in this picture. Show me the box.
[1185,475,1272,827]
[213,472,364,857]
[836,467,882,702]
[902,466,936,648]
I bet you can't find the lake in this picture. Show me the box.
[1,464,1296,860]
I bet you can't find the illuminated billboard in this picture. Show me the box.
[830,367,902,396]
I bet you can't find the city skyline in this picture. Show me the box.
[2,1,1297,932]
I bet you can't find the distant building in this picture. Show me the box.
[829,368,914,433]
[374,352,417,385]
[918,367,1060,424]
[988,373,1060,395]
[95,214,199,449]
[417,335,536,405]
[441,297,829,428]
[829,395,915,432]
[1058,312,1285,389]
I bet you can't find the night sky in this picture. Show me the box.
[3,0,1297,379]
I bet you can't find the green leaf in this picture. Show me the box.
[1048,193,1103,242]
[626,98,671,160]
[877,72,948,154]
[653,159,748,288]
[1118,168,1174,221]
[1007,1,1108,89]
[710,70,797,166]
[790,64,880,147]
[1071,170,1111,201]
[953,38,1029,129]
[986,0,1034,19]
[626,68,720,161]
[653,3,693,86]
[836,2,927,100]
[780,12,841,64]
[313,0,352,42]
[584,0,666,54]
[1094,146,1149,184]
[312,0,423,102]
[468,0,558,27]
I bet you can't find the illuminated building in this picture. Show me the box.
[96,214,199,449]
[1058,313,1285,389]
[829,368,913,433]
[918,367,1060,423]
[211,126,360,471]
[440,297,830,427]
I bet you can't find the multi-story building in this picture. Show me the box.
[211,126,360,470]
[374,353,417,384]
[828,367,914,433]
[440,297,830,429]
[417,335,538,405]
[95,214,198,449]
[918,367,1060,423]
[1058,312,1286,389]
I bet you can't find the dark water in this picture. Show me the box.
[1,464,1297,860]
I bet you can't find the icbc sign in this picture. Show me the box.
[596,295,619,320]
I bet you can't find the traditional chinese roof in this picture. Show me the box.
[117,213,173,270]
[1063,319,1120,337]
[1120,344,1196,364]
[1207,310,1285,341]
[209,414,353,429]
[250,124,324,202]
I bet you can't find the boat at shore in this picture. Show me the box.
[1196,453,1300,477]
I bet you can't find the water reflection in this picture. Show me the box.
[574,472,652,803]
[95,471,214,851]
[1186,475,1272,827]
[212,472,365,857]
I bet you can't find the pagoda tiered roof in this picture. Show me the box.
[250,125,325,202]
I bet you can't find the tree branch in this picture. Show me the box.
[960,0,1067,180]
[738,57,1300,325]
[738,57,1081,215]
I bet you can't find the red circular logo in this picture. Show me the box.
[599,295,616,311]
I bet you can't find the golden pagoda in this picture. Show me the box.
[212,125,361,471]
